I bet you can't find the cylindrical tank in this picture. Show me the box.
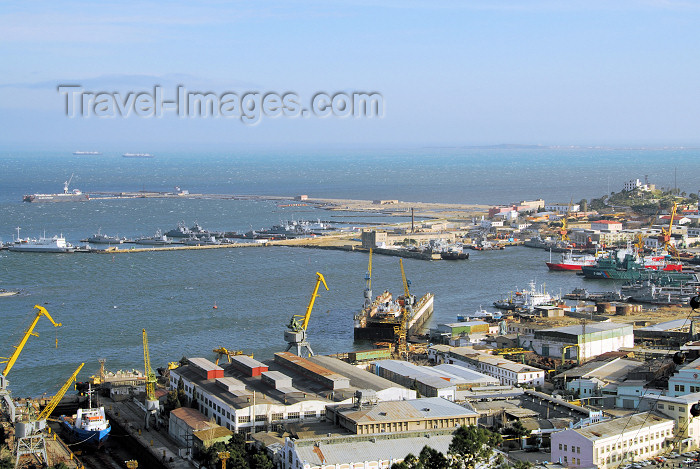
[596,302,615,314]
[616,304,633,316]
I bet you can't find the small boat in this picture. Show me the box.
[73,151,102,155]
[122,153,154,158]
[60,385,110,445]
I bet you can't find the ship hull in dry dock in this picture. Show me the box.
[354,293,434,341]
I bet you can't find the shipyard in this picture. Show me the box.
[4,2,700,468]
[5,173,700,469]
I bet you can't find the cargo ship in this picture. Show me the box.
[353,252,434,340]
[122,153,154,158]
[23,174,88,203]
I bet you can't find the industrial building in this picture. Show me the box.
[281,429,456,469]
[550,413,674,469]
[372,360,499,400]
[428,345,545,387]
[523,322,634,362]
[169,354,414,437]
[668,357,700,397]
[327,396,478,435]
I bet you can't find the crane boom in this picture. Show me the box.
[364,249,373,308]
[301,272,328,331]
[1,305,62,378]
[285,272,329,357]
[37,363,84,421]
[142,329,156,401]
[399,259,411,299]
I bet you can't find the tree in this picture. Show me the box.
[448,425,502,469]
[509,421,531,449]
[578,199,588,213]
[163,390,181,416]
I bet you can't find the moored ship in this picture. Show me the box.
[8,234,75,253]
[23,174,88,203]
[82,229,125,244]
[581,249,696,284]
[546,250,598,271]
[60,386,111,445]
[354,253,434,340]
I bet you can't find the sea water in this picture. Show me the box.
[0,147,698,397]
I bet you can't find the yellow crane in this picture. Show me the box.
[142,329,157,402]
[284,272,329,357]
[213,347,252,365]
[142,329,159,429]
[14,363,83,468]
[395,260,415,360]
[558,198,574,242]
[1,305,62,389]
[658,201,680,259]
[364,249,373,308]
[37,363,84,423]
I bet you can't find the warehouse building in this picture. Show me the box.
[428,346,545,387]
[523,322,634,362]
[372,360,499,400]
[169,355,414,437]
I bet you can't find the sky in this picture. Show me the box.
[1,0,700,149]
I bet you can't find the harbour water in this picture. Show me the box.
[1,147,698,398]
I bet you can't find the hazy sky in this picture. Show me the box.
[1,0,699,149]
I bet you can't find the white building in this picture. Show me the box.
[668,357,700,397]
[545,203,580,214]
[428,345,545,387]
[551,413,674,468]
[523,323,634,362]
[282,430,456,469]
[623,179,654,192]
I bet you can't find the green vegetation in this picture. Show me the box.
[591,187,697,215]
[198,433,273,469]
[391,425,503,469]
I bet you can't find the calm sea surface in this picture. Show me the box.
[1,148,698,397]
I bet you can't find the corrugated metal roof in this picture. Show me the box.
[338,397,477,424]
[170,407,213,430]
[433,364,499,385]
[639,319,690,331]
[231,354,268,369]
[295,433,454,465]
[189,357,223,372]
[275,352,348,381]
[575,413,671,440]
[308,355,405,391]
[540,322,632,336]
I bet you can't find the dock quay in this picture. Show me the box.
[98,396,194,469]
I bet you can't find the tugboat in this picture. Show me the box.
[60,385,111,445]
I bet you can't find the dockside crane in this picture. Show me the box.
[14,363,83,469]
[142,328,159,429]
[658,201,680,259]
[284,272,329,357]
[1,305,62,422]
[364,249,373,308]
[395,260,415,360]
[213,347,252,365]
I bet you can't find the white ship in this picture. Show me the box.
[9,234,75,253]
